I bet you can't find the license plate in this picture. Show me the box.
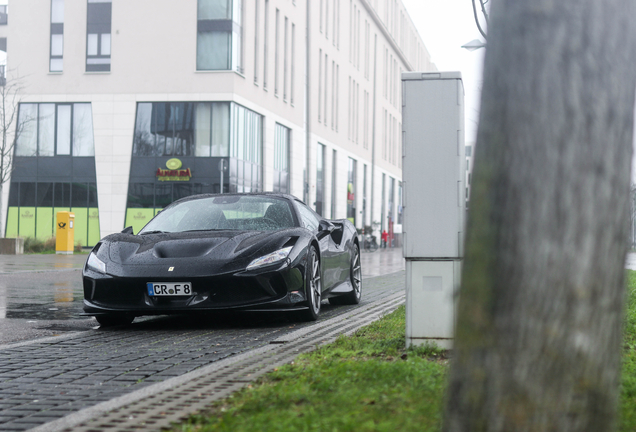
[147,282,193,296]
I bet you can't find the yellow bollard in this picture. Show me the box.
[55,211,75,255]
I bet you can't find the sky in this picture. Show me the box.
[401,0,486,145]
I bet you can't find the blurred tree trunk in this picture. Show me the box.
[445,1,636,431]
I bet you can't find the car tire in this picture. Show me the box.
[296,246,322,321]
[329,243,362,305]
[95,314,135,327]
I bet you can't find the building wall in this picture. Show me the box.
[1,0,435,241]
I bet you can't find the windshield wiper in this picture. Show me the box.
[139,230,169,235]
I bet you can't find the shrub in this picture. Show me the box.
[23,237,56,253]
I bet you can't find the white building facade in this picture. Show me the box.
[0,0,434,246]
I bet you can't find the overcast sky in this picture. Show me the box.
[401,0,485,144]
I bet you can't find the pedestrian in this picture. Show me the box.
[381,230,388,248]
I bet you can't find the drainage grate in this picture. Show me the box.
[37,293,405,432]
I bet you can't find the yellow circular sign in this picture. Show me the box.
[166,158,182,170]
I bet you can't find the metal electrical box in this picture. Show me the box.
[402,72,465,349]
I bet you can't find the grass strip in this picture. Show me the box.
[621,270,636,431]
[174,271,636,432]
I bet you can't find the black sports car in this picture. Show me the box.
[82,193,362,325]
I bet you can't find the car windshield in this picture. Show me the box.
[138,195,296,234]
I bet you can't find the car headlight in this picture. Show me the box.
[247,246,293,271]
[86,252,107,273]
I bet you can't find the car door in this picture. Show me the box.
[295,201,339,291]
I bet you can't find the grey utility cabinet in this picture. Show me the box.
[402,71,465,349]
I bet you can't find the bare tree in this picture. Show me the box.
[471,0,489,39]
[0,72,27,238]
[445,1,636,431]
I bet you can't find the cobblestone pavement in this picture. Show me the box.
[0,250,405,431]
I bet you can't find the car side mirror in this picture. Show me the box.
[317,220,335,239]
[121,226,134,234]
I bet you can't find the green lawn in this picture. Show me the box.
[173,271,636,432]
[621,271,636,430]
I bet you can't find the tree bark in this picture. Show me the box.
[445,1,636,431]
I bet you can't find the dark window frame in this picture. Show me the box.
[15,102,96,157]
[86,0,112,72]
[196,0,243,72]
[50,0,64,73]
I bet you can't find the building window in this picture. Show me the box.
[397,181,403,224]
[324,53,328,122]
[291,23,295,105]
[333,0,339,47]
[273,123,290,193]
[318,49,322,122]
[132,102,234,158]
[388,176,395,238]
[230,103,262,193]
[316,143,325,216]
[347,158,356,224]
[274,8,280,95]
[364,21,369,79]
[15,103,95,157]
[363,90,369,149]
[335,65,339,131]
[0,5,7,25]
[50,0,64,72]
[86,0,111,72]
[381,173,386,231]
[331,61,335,128]
[263,0,269,89]
[362,163,367,227]
[283,16,288,101]
[253,0,259,83]
[331,149,337,219]
[197,0,243,72]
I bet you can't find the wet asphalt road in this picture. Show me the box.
[0,270,96,345]
[0,249,406,345]
[0,249,405,431]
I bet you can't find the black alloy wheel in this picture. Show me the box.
[297,246,322,321]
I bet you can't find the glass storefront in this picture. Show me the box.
[272,123,290,193]
[347,157,356,225]
[125,101,263,233]
[315,143,325,215]
[5,103,99,247]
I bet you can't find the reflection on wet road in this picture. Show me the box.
[0,253,87,273]
[0,268,96,344]
[360,247,405,277]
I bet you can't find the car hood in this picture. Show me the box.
[97,229,304,277]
